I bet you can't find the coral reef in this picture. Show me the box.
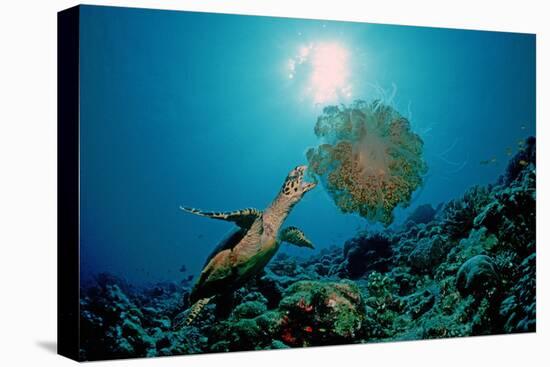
[209,280,365,351]
[456,255,499,297]
[407,233,452,273]
[79,273,206,360]
[79,137,535,360]
[501,135,536,186]
[340,233,393,278]
[499,253,536,333]
[404,203,438,228]
[306,100,428,225]
[442,185,492,240]
[277,280,365,345]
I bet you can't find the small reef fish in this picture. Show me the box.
[179,264,187,273]
[480,157,498,165]
[519,160,529,167]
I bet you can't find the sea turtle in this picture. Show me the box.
[179,165,317,325]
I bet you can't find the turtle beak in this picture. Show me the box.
[301,165,317,193]
[302,182,317,193]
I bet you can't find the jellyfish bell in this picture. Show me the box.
[307,100,428,225]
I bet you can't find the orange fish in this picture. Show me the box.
[304,326,313,333]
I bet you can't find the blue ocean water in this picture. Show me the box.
[78,5,535,285]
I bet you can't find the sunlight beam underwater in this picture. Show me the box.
[288,41,353,104]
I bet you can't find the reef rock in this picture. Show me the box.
[474,171,535,257]
[408,234,452,273]
[456,255,499,298]
[79,273,201,360]
[341,233,393,278]
[499,253,536,333]
[451,227,499,264]
[278,280,365,346]
[442,185,492,240]
[502,136,535,186]
[404,203,437,228]
[80,280,156,359]
[209,279,365,351]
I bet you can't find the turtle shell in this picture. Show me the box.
[201,227,248,267]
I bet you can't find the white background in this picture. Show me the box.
[0,0,547,365]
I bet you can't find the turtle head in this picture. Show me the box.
[279,165,317,203]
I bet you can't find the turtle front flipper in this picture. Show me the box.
[180,206,262,229]
[279,226,315,249]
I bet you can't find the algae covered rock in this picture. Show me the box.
[456,255,499,297]
[233,301,268,319]
[408,234,452,273]
[278,280,366,346]
[209,279,365,350]
[208,301,280,352]
[452,227,499,263]
[362,272,405,339]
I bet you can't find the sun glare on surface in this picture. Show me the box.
[287,42,352,104]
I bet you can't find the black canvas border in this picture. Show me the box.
[57,5,81,361]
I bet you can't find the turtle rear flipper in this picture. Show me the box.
[180,207,262,229]
[173,296,215,329]
[280,226,315,249]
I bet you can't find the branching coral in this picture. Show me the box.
[306,100,427,225]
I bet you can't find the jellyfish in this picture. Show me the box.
[306,100,428,225]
